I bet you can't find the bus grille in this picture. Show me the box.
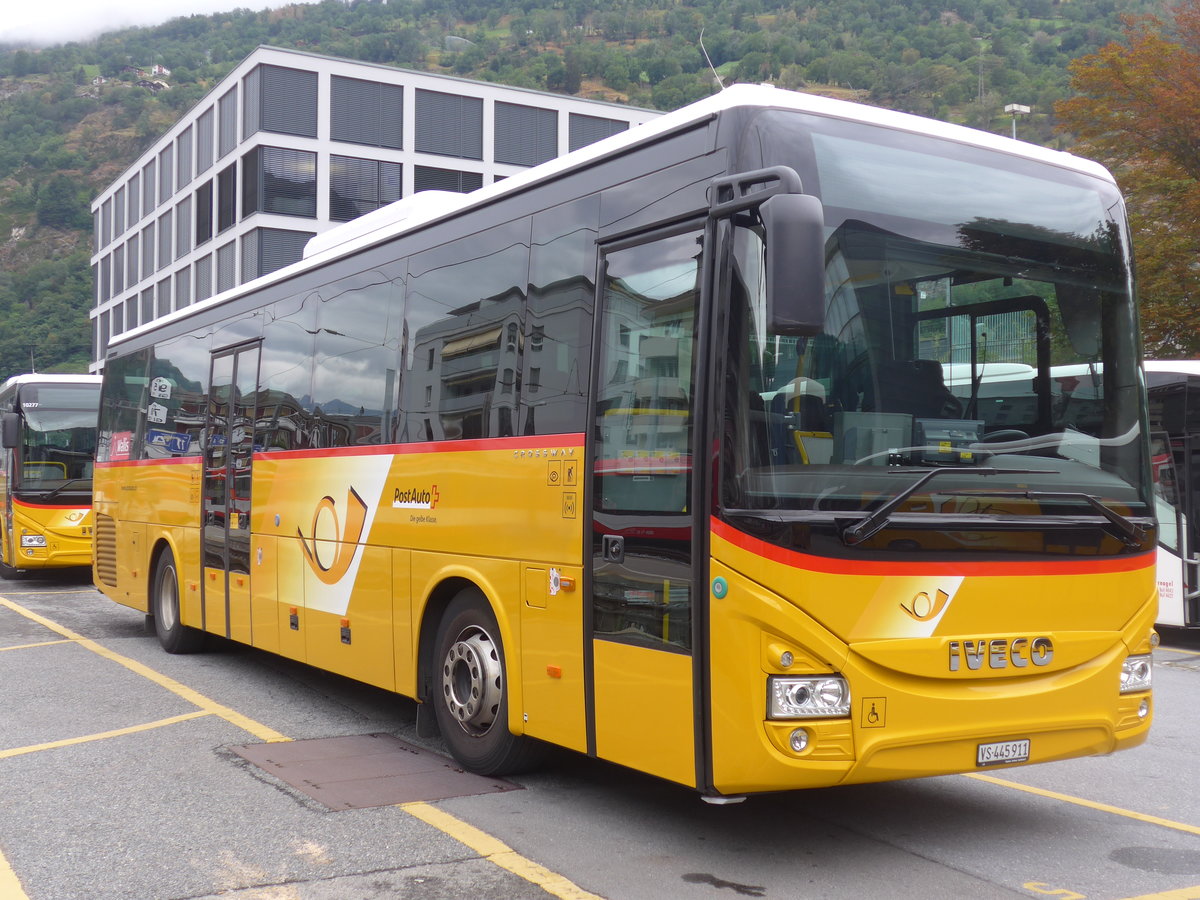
[94,514,117,587]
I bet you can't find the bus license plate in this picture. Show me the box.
[976,739,1030,767]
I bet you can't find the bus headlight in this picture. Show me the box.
[20,535,46,548]
[1119,654,1152,694]
[768,675,850,719]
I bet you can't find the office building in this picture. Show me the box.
[89,45,660,369]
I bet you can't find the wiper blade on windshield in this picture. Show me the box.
[40,478,89,503]
[947,489,1151,549]
[841,467,1054,546]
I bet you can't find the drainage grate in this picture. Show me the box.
[229,733,521,809]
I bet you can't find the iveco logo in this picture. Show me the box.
[948,637,1053,671]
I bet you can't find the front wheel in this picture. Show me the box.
[431,588,544,776]
[151,549,205,654]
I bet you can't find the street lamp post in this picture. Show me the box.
[1005,103,1031,139]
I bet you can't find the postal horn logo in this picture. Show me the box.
[299,487,368,585]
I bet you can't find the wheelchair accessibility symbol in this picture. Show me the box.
[861,697,886,728]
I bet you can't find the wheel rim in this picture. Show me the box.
[440,625,502,736]
[157,563,178,631]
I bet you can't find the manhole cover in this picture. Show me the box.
[229,733,521,809]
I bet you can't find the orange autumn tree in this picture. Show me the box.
[1057,3,1200,355]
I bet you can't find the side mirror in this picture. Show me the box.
[760,192,827,336]
[1,412,20,449]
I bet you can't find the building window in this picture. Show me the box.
[99,254,111,302]
[331,76,403,149]
[176,195,193,259]
[329,155,401,222]
[242,64,318,139]
[127,174,140,227]
[176,125,192,188]
[157,276,172,318]
[112,245,124,294]
[242,227,315,281]
[126,237,138,287]
[495,102,557,167]
[141,288,154,325]
[158,145,174,203]
[142,159,156,217]
[157,211,172,272]
[568,113,629,152]
[175,267,191,309]
[242,146,317,219]
[197,106,215,174]
[113,185,125,237]
[195,254,213,302]
[217,163,237,233]
[101,198,112,247]
[216,240,236,294]
[415,90,482,160]
[414,165,482,194]
[195,180,213,246]
[142,223,155,280]
[218,87,238,159]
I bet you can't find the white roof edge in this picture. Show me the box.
[109,83,1117,352]
[1,374,102,389]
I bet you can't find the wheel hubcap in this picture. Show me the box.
[158,565,178,631]
[441,626,502,736]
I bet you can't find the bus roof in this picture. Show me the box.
[107,82,1118,355]
[1,374,103,393]
[1144,360,1200,377]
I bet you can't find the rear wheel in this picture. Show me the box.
[152,549,204,654]
[432,588,544,776]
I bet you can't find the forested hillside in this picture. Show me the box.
[0,0,1160,374]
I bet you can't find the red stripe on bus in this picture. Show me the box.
[13,499,90,511]
[710,517,1155,577]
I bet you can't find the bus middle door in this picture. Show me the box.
[588,228,703,788]
[202,342,260,643]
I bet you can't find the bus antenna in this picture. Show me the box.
[700,28,725,91]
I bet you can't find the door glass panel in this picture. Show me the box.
[592,230,701,652]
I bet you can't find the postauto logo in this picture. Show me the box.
[392,485,439,509]
[299,487,368,585]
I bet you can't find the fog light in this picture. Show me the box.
[789,728,809,753]
[1138,699,1150,719]
[1120,654,1153,694]
[779,650,794,668]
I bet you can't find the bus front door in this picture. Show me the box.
[588,230,703,788]
[202,343,260,643]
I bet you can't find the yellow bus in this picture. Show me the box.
[94,84,1157,799]
[0,373,102,577]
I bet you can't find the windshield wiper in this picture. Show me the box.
[39,478,90,503]
[943,489,1151,549]
[841,467,1054,546]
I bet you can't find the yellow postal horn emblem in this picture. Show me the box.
[299,487,368,584]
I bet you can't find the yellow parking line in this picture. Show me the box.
[0,596,287,743]
[0,847,29,900]
[0,639,71,652]
[402,801,602,900]
[967,772,1200,836]
[0,712,211,760]
[1,595,597,900]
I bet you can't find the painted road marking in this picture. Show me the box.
[0,594,599,900]
[403,801,604,900]
[0,712,211,760]
[1120,888,1200,899]
[0,595,286,743]
[0,639,71,652]
[967,772,1200,837]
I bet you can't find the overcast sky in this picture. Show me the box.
[1,0,314,48]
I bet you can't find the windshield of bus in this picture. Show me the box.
[12,383,101,496]
[720,111,1151,559]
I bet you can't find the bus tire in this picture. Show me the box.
[431,588,544,776]
[151,549,204,654]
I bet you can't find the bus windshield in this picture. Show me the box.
[13,384,101,495]
[721,111,1150,559]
